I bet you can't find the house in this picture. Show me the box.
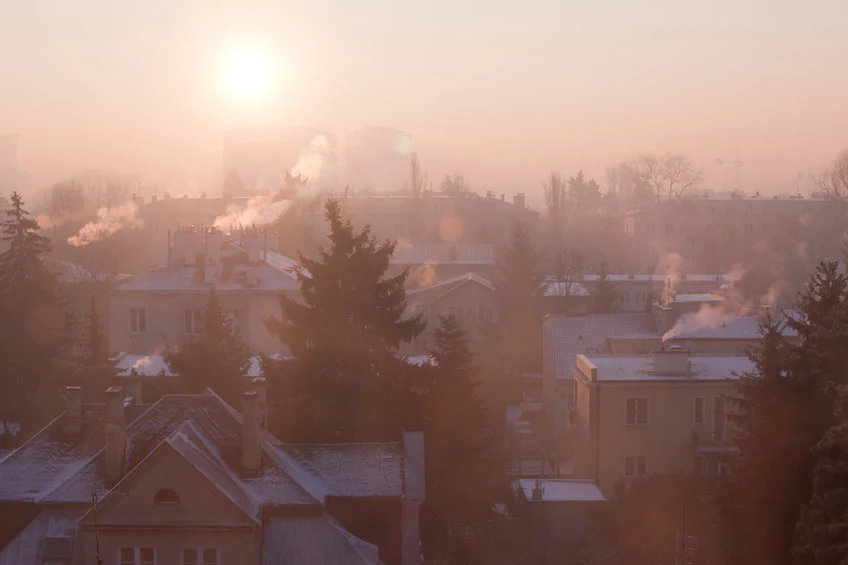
[662,310,800,354]
[0,383,424,565]
[571,349,751,494]
[391,243,497,282]
[401,273,497,356]
[109,227,299,355]
[541,314,660,440]
[577,273,730,312]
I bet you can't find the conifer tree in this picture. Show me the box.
[794,386,848,565]
[0,192,68,435]
[489,223,544,378]
[422,315,507,564]
[265,199,424,442]
[167,286,251,402]
[590,261,618,313]
[84,295,108,365]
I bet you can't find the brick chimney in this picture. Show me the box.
[401,431,425,565]
[125,377,143,405]
[251,378,267,430]
[64,386,82,435]
[104,386,126,481]
[241,391,261,474]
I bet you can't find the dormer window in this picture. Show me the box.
[154,488,179,505]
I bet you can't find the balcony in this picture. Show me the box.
[690,428,736,454]
[521,390,543,413]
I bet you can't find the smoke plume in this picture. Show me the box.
[292,135,335,181]
[412,263,437,288]
[213,191,291,231]
[67,202,141,247]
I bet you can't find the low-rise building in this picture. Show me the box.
[401,272,497,356]
[572,350,751,494]
[0,384,425,565]
[109,228,299,355]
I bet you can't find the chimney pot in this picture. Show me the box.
[251,378,267,430]
[241,391,261,474]
[105,386,126,481]
[125,377,143,405]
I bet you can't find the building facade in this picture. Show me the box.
[571,350,750,494]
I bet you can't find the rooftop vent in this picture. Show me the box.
[531,480,545,501]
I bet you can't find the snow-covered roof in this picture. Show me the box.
[578,274,731,284]
[665,313,800,341]
[0,510,81,565]
[263,515,382,565]
[407,272,495,301]
[582,354,753,382]
[547,314,659,381]
[114,353,176,377]
[672,293,723,303]
[53,259,133,285]
[405,355,433,367]
[517,479,606,503]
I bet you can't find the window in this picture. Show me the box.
[478,305,493,323]
[665,223,674,235]
[447,306,459,318]
[686,235,695,246]
[624,456,647,476]
[625,397,649,425]
[744,223,753,234]
[182,549,220,565]
[184,309,201,335]
[130,308,146,333]
[693,397,705,425]
[154,488,179,505]
[120,547,155,565]
[714,396,727,441]
[647,223,655,235]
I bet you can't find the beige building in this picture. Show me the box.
[109,228,299,356]
[571,350,751,494]
[401,273,497,356]
[624,195,833,272]
[0,384,425,565]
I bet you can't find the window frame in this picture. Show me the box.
[119,547,156,565]
[181,548,220,565]
[713,395,727,441]
[624,455,647,477]
[693,396,705,425]
[184,308,201,335]
[625,397,649,426]
[130,308,147,334]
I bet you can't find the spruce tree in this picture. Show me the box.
[422,315,507,564]
[590,261,618,313]
[84,295,108,365]
[265,199,424,442]
[0,192,68,436]
[794,386,848,565]
[167,286,251,402]
[489,223,544,379]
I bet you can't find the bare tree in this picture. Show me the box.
[40,179,86,222]
[409,153,429,198]
[544,171,567,238]
[439,170,470,195]
[817,149,848,202]
[637,153,703,201]
[605,160,650,200]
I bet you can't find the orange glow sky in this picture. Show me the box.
[2,0,847,198]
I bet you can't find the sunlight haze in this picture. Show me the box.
[2,0,847,197]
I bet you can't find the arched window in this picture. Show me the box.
[153,488,179,505]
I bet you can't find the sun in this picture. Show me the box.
[222,46,274,102]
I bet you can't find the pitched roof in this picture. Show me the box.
[407,272,494,303]
[517,479,606,503]
[111,260,299,293]
[664,311,800,342]
[8,391,404,508]
[585,354,753,382]
[0,510,81,565]
[263,515,382,565]
[547,314,659,380]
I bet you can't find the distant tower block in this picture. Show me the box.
[0,135,20,171]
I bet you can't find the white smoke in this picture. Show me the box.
[292,135,334,181]
[213,191,291,231]
[412,263,437,288]
[662,303,736,342]
[663,252,684,301]
[67,202,141,247]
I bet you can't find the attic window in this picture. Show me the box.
[154,488,180,505]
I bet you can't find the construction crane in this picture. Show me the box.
[715,151,744,193]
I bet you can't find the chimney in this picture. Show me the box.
[244,235,262,264]
[513,192,526,209]
[241,391,261,474]
[64,386,82,435]
[151,194,158,203]
[251,377,267,430]
[401,431,425,565]
[652,348,690,376]
[104,386,126,481]
[125,377,143,405]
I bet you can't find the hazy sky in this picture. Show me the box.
[2,0,847,198]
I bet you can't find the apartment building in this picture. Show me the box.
[109,227,299,355]
[0,383,424,565]
[624,195,834,272]
[572,350,751,494]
